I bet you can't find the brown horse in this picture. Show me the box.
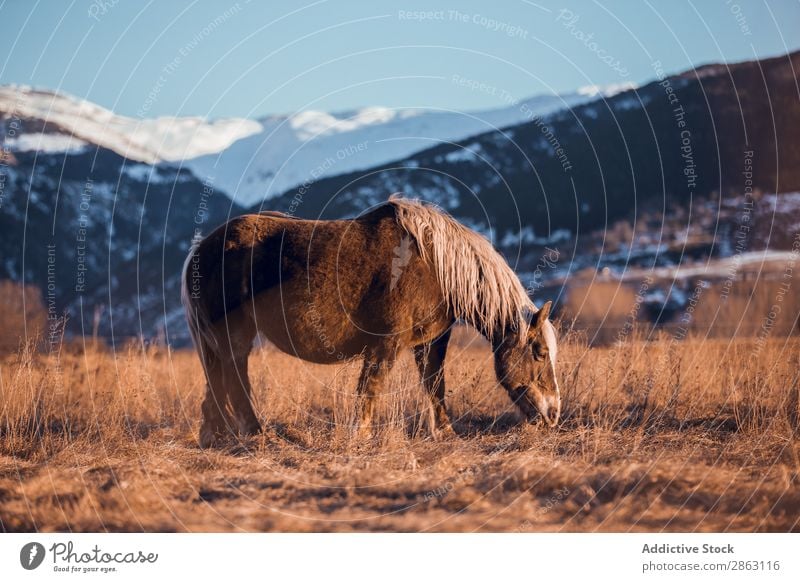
[182,196,560,448]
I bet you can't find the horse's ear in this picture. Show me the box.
[528,301,552,337]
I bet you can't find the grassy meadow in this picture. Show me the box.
[1,327,798,532]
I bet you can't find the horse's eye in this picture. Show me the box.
[532,346,547,361]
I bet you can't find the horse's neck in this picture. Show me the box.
[486,322,525,350]
[444,270,530,343]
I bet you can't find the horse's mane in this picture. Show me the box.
[388,196,534,338]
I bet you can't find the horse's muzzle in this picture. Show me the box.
[511,386,560,427]
[533,393,561,427]
[542,403,560,427]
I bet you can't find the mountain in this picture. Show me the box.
[259,51,800,269]
[183,84,633,206]
[0,83,633,207]
[0,86,262,163]
[0,146,244,341]
[1,51,798,342]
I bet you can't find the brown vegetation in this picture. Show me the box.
[1,326,798,532]
[0,280,47,354]
[561,264,800,345]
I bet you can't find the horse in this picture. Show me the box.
[181,196,560,448]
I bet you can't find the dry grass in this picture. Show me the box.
[1,328,799,532]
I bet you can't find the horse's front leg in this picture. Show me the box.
[413,329,455,439]
[355,350,396,439]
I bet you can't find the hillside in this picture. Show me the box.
[262,51,800,262]
[1,51,798,341]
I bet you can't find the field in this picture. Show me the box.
[1,329,798,532]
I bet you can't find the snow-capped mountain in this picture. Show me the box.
[0,86,262,163]
[0,83,634,206]
[2,51,798,343]
[183,84,634,206]
[258,50,800,269]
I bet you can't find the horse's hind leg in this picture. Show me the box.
[201,354,260,447]
[227,353,262,437]
[199,316,260,447]
[199,350,235,448]
[220,313,261,437]
[413,329,455,439]
[355,348,397,438]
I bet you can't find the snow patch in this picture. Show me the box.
[445,143,483,163]
[5,133,87,154]
[577,82,637,98]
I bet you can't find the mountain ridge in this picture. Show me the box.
[1,50,798,341]
[0,82,634,205]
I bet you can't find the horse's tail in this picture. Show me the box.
[181,236,219,378]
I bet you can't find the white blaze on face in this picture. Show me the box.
[542,320,559,393]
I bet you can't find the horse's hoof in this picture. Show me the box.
[199,425,224,449]
[353,424,374,443]
[199,433,216,449]
[433,424,457,441]
[239,420,263,437]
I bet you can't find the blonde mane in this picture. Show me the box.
[388,196,534,338]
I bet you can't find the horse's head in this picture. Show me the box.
[493,301,560,427]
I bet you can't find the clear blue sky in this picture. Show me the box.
[1,0,797,119]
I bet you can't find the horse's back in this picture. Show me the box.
[194,205,403,323]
